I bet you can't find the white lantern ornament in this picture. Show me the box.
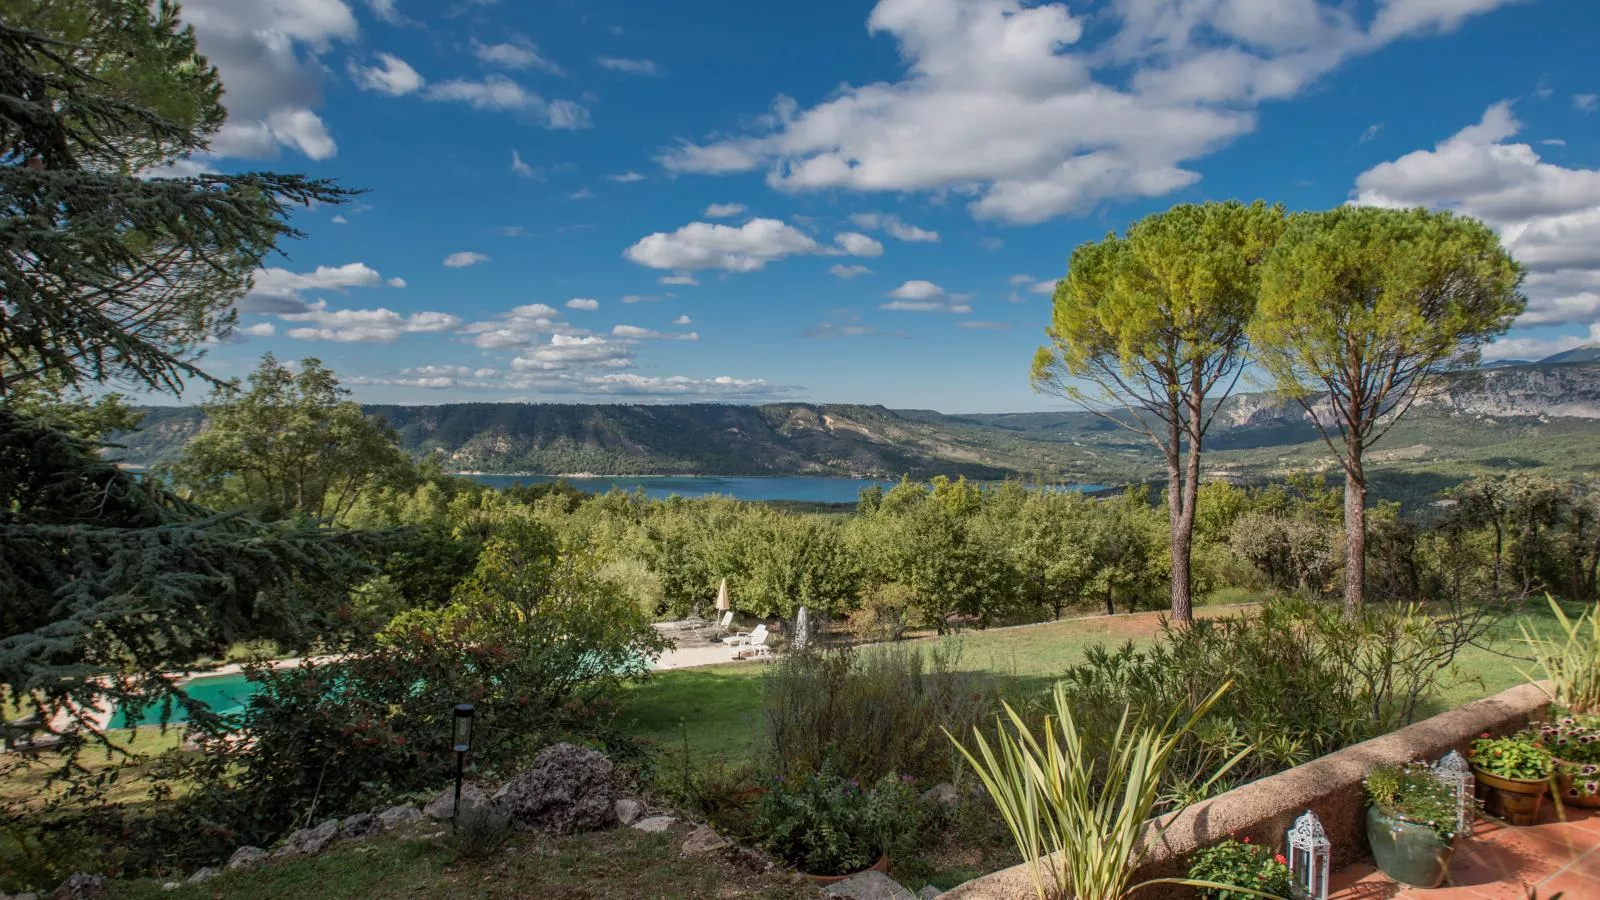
[1286,809,1330,900]
[1433,749,1475,837]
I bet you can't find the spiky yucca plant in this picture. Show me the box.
[1522,595,1600,715]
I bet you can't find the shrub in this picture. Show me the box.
[1188,838,1295,900]
[1365,761,1463,843]
[846,583,913,644]
[762,642,1013,784]
[753,768,922,876]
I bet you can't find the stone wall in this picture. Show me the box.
[942,682,1552,900]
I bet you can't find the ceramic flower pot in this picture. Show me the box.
[1553,758,1600,809]
[803,853,889,885]
[1366,806,1454,889]
[1473,767,1549,826]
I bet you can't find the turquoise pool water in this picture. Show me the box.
[113,671,257,728]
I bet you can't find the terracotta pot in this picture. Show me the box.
[1473,766,1549,826]
[1367,806,1454,889]
[803,853,889,885]
[1553,757,1600,809]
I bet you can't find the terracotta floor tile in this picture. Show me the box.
[1557,846,1600,880]
[1537,868,1600,899]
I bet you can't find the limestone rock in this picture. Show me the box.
[425,782,489,821]
[226,845,269,871]
[340,812,380,841]
[161,883,179,891]
[186,867,218,885]
[8,893,39,900]
[275,819,339,857]
[48,875,105,900]
[631,815,677,833]
[920,783,959,806]
[917,887,943,899]
[491,742,616,834]
[679,825,729,856]
[378,804,423,830]
[824,871,916,900]
[614,797,645,826]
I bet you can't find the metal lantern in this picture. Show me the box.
[1434,749,1475,836]
[451,703,475,828]
[1287,809,1330,900]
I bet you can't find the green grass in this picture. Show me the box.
[110,824,818,900]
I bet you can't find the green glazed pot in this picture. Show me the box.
[1367,805,1454,889]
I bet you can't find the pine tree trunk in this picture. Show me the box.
[1343,447,1367,617]
[1166,427,1194,624]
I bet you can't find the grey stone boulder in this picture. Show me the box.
[824,871,916,900]
[917,886,943,899]
[339,812,380,841]
[614,797,645,826]
[226,845,269,871]
[920,783,960,806]
[425,782,489,821]
[48,876,105,900]
[186,867,218,885]
[378,804,423,830]
[7,893,39,900]
[630,815,676,833]
[679,825,728,856]
[491,742,616,834]
[274,819,339,857]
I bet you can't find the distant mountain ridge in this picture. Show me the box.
[114,362,1600,482]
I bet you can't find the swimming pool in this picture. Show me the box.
[112,671,258,728]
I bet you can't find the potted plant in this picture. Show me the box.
[1537,715,1600,808]
[753,768,921,883]
[1364,761,1463,888]
[1469,731,1553,826]
[1187,837,1297,900]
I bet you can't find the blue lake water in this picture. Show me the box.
[466,474,903,503]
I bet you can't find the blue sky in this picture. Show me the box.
[168,0,1600,413]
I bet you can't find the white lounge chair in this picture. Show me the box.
[699,611,735,639]
[731,626,774,661]
[723,622,766,647]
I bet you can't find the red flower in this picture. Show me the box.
[1241,836,1251,844]
[1275,854,1288,865]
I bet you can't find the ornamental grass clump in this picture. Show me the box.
[1364,762,1464,843]
[1521,595,1600,714]
[950,681,1278,900]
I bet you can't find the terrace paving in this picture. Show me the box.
[1331,803,1600,899]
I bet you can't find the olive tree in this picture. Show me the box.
[1250,206,1523,613]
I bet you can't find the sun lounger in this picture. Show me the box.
[723,622,766,647]
[731,626,774,661]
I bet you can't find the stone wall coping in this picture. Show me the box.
[943,681,1553,900]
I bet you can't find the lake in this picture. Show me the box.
[464,474,1105,504]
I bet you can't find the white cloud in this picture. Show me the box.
[1031,278,1060,294]
[331,214,348,224]
[566,297,600,310]
[829,264,873,279]
[849,213,939,242]
[597,57,659,76]
[1576,94,1599,114]
[281,300,462,342]
[511,149,537,178]
[805,313,905,340]
[366,0,400,23]
[659,273,699,286]
[978,237,1004,251]
[1352,101,1600,332]
[473,38,562,74]
[959,320,1011,330]
[620,294,657,304]
[443,251,491,268]
[833,232,884,257]
[463,303,574,349]
[569,188,593,199]
[624,218,820,272]
[1007,273,1034,286]
[424,75,590,129]
[1359,123,1383,144]
[704,203,747,218]
[608,172,646,183]
[673,315,692,325]
[1482,323,1600,361]
[656,0,1519,224]
[241,262,392,313]
[513,334,634,371]
[350,53,423,95]
[386,277,407,288]
[883,279,972,313]
[612,324,699,341]
[240,322,277,337]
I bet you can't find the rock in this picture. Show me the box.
[275,819,340,857]
[679,825,729,856]
[920,783,959,806]
[614,797,645,826]
[630,815,677,833]
[340,812,380,841]
[186,867,218,885]
[161,883,180,891]
[917,887,943,899]
[9,893,39,900]
[48,872,105,900]
[378,804,423,830]
[424,782,489,821]
[824,871,916,900]
[491,742,616,834]
[225,845,269,871]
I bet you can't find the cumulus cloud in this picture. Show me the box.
[833,232,884,257]
[829,264,873,279]
[240,322,277,337]
[511,149,537,178]
[849,213,939,242]
[620,294,657,304]
[566,297,600,310]
[673,315,692,325]
[443,251,491,268]
[1352,100,1600,337]
[1031,278,1060,294]
[659,273,699,286]
[608,172,646,183]
[624,218,820,272]
[612,324,699,341]
[512,334,634,371]
[598,57,659,76]
[240,262,393,313]
[959,320,1011,330]
[462,303,576,349]
[883,280,973,313]
[350,53,423,95]
[1575,94,1599,114]
[704,203,747,218]
[1481,323,1600,361]
[424,75,591,129]
[473,38,562,74]
[280,300,461,342]
[655,0,1520,224]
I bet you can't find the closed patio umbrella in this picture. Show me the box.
[794,605,809,651]
[716,578,731,613]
